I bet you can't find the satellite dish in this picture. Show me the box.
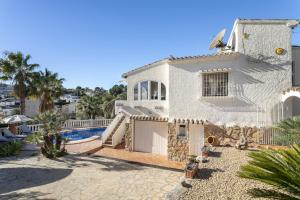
[209,29,227,50]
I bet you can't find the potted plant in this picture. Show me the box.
[201,145,211,158]
[185,155,199,178]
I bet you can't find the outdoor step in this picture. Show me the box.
[105,140,112,144]
[103,144,113,147]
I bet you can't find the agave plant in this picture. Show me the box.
[238,145,300,200]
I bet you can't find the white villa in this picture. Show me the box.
[101,19,300,161]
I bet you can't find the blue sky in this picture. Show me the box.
[0,0,299,89]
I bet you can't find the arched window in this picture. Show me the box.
[231,33,236,51]
[133,81,166,101]
[161,83,166,100]
[150,81,158,100]
[140,81,148,100]
[134,83,138,100]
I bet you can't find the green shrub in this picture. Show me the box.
[29,111,67,158]
[0,140,22,157]
[273,116,300,146]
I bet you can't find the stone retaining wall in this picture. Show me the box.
[204,124,260,146]
[167,123,189,162]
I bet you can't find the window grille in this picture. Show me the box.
[202,72,228,96]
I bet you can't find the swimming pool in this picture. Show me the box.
[61,127,106,141]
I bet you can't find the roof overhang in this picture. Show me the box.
[122,52,240,79]
[122,58,169,78]
[236,19,299,27]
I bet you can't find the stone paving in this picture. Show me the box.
[0,152,182,200]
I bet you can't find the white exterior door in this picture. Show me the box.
[189,124,204,156]
[134,121,168,155]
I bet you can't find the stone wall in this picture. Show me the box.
[124,122,133,151]
[167,123,189,162]
[204,124,260,146]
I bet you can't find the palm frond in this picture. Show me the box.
[238,145,300,199]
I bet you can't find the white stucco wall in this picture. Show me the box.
[25,98,40,117]
[124,62,169,117]
[168,22,294,126]
[168,53,291,126]
[121,20,296,127]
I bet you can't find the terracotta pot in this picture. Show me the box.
[202,151,209,158]
[185,162,199,178]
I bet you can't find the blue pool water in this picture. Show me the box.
[61,127,106,141]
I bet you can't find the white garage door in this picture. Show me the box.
[134,121,168,156]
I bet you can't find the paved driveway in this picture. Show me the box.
[0,152,182,200]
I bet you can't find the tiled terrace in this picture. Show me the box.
[93,147,185,170]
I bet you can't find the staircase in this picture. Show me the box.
[102,113,126,147]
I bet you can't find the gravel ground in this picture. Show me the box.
[178,147,270,200]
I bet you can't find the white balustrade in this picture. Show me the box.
[13,119,113,134]
[112,118,126,147]
[101,113,125,144]
[63,119,113,129]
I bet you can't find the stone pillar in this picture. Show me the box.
[124,120,133,151]
[167,123,189,162]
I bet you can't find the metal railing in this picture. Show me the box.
[258,127,283,145]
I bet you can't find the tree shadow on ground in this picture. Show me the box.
[0,167,72,194]
[0,191,55,200]
[209,151,222,158]
[195,168,224,180]
[53,154,145,171]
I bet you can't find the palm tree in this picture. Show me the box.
[238,145,300,200]
[76,95,102,119]
[27,111,67,158]
[30,68,64,112]
[102,93,126,118]
[0,51,39,114]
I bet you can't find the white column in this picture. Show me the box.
[148,81,151,100]
[138,82,141,101]
[158,82,161,100]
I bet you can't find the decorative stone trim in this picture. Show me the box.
[168,123,189,162]
[129,115,168,121]
[172,118,204,125]
[124,121,133,151]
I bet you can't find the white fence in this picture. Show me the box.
[63,119,113,129]
[13,119,113,134]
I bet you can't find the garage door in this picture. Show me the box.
[134,121,168,155]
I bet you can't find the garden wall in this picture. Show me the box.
[204,124,260,146]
